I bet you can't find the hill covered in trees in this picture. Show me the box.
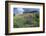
[14,13,39,28]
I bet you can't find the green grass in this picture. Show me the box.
[13,13,39,28]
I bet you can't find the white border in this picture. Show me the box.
[9,3,43,33]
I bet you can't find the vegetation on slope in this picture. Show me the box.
[14,13,39,28]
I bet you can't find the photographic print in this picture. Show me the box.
[13,8,39,28]
[5,1,45,35]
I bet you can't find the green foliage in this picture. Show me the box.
[14,13,39,28]
[33,13,39,27]
[14,16,27,28]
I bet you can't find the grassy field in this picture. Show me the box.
[13,13,39,28]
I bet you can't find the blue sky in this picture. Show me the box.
[13,8,39,15]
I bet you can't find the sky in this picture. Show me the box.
[13,8,39,15]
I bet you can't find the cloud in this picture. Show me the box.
[13,8,24,15]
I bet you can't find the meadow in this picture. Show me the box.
[13,13,39,28]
